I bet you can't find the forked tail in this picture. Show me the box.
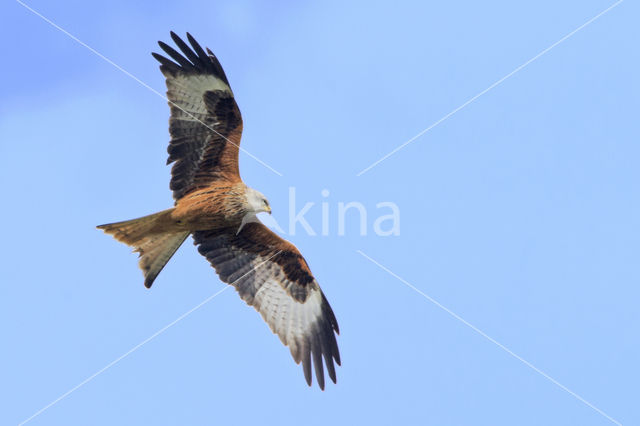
[97,209,190,288]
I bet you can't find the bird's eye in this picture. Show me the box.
[263,200,268,206]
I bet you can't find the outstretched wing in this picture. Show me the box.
[193,223,341,389]
[152,32,243,200]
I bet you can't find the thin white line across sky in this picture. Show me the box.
[356,250,622,425]
[17,286,230,426]
[19,250,283,425]
[15,0,284,177]
[356,0,624,176]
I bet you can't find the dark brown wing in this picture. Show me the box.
[152,32,243,200]
[193,222,341,389]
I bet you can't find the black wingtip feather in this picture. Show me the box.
[327,362,337,384]
[186,32,210,66]
[144,277,154,289]
[302,346,312,386]
[312,335,325,390]
[170,32,201,66]
[151,52,170,66]
[158,41,194,69]
[151,52,180,74]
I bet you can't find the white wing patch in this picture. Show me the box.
[166,74,232,119]
[253,278,323,359]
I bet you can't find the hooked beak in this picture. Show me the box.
[266,205,272,214]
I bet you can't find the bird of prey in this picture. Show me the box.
[98,32,340,389]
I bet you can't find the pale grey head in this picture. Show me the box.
[244,187,271,214]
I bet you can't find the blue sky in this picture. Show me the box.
[1,1,638,425]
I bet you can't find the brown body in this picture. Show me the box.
[172,182,249,230]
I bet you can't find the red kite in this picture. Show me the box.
[98,32,340,389]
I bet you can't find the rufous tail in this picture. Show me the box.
[97,209,189,288]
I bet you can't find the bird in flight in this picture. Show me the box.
[98,32,340,389]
